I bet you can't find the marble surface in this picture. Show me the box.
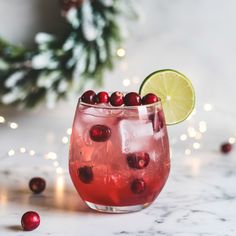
[0,148,236,236]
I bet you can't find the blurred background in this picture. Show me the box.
[0,0,235,169]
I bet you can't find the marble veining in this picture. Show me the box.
[0,150,236,236]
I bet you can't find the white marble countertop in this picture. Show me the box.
[1,147,236,236]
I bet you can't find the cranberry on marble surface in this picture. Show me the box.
[21,211,40,231]
[221,143,233,154]
[29,177,46,194]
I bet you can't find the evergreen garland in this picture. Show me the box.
[0,0,136,108]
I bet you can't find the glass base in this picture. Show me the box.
[85,201,150,213]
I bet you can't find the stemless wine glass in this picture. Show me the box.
[69,96,170,213]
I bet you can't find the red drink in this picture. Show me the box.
[69,99,170,213]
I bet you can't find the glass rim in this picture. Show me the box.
[78,98,163,110]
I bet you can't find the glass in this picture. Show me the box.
[69,98,170,213]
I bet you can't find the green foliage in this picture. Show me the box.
[0,0,135,108]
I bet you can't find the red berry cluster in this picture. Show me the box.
[81,90,160,106]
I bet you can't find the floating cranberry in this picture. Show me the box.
[142,93,160,105]
[221,143,232,154]
[124,92,142,106]
[78,166,93,183]
[89,125,111,142]
[21,211,40,231]
[94,91,109,104]
[81,90,96,104]
[110,91,124,106]
[131,179,146,194]
[127,152,150,169]
[29,177,46,194]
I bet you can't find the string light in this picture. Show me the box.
[56,167,63,175]
[62,136,69,144]
[0,117,67,175]
[29,150,36,156]
[9,122,18,129]
[188,127,197,138]
[8,149,15,156]
[67,128,72,136]
[185,149,191,155]
[0,116,5,123]
[180,134,187,141]
[204,103,213,111]
[199,121,207,133]
[229,137,236,144]
[193,142,201,149]
[20,147,26,153]
[116,48,126,57]
[45,152,57,160]
[122,78,131,87]
[53,161,60,167]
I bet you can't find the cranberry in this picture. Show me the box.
[127,152,150,169]
[131,179,146,194]
[21,211,40,231]
[89,125,111,142]
[78,166,93,183]
[29,177,46,194]
[221,143,233,154]
[94,91,109,104]
[124,92,142,106]
[142,93,160,105]
[81,90,96,104]
[110,91,124,106]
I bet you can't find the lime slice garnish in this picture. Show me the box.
[139,69,195,125]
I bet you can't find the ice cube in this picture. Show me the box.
[119,119,154,153]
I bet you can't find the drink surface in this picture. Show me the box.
[69,103,170,207]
